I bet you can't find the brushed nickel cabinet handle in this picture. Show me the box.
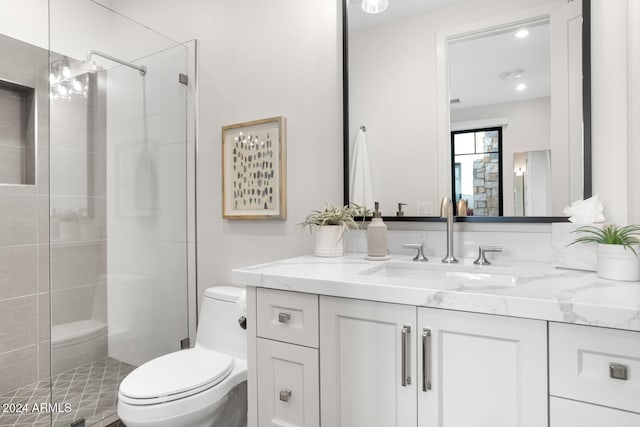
[279,389,292,402]
[422,328,432,391]
[278,312,291,323]
[402,325,411,387]
[610,363,629,380]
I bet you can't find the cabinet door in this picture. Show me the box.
[257,338,319,427]
[320,296,417,427]
[550,396,640,427]
[418,307,547,427]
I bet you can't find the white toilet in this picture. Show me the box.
[117,286,247,427]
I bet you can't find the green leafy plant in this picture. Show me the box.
[570,224,640,255]
[299,203,370,234]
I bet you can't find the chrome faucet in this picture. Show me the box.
[440,196,458,263]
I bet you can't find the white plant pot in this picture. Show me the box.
[314,225,344,257]
[596,243,640,281]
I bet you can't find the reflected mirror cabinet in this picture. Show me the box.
[343,0,591,222]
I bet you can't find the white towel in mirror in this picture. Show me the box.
[349,128,374,210]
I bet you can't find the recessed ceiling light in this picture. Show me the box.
[498,69,525,80]
[516,83,527,91]
[515,29,529,38]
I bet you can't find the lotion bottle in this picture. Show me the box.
[367,202,388,258]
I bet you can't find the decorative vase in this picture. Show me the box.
[314,225,344,257]
[596,243,640,281]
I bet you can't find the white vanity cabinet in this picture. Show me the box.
[549,322,640,426]
[319,296,418,427]
[417,307,548,427]
[318,297,547,427]
[254,288,320,427]
[247,285,638,427]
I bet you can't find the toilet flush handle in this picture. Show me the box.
[238,316,247,330]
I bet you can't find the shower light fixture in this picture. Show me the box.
[362,0,388,14]
[516,83,527,91]
[61,64,71,79]
[49,56,89,101]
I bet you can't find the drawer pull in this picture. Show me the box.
[278,312,291,323]
[610,363,629,380]
[422,328,432,391]
[279,388,292,402]
[401,325,411,387]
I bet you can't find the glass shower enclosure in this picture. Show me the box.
[0,1,194,425]
[0,0,195,426]
[49,2,194,426]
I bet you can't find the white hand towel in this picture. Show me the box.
[562,194,605,223]
[349,129,374,210]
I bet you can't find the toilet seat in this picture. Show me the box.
[119,348,234,406]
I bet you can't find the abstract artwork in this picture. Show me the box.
[222,116,286,219]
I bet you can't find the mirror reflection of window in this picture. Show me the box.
[451,128,503,216]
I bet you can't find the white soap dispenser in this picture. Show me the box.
[367,202,389,260]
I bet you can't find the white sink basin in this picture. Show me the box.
[358,261,517,289]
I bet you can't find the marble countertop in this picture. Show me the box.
[231,253,640,332]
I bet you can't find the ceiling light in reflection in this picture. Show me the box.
[362,0,388,14]
[516,83,527,91]
[515,29,530,38]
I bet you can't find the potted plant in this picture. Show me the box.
[570,224,640,281]
[300,203,367,257]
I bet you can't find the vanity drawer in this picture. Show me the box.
[550,397,640,427]
[256,338,319,427]
[256,288,319,348]
[549,322,640,414]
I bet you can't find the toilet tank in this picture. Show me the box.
[195,286,247,360]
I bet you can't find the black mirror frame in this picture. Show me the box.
[342,0,591,223]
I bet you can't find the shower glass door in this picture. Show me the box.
[49,2,192,425]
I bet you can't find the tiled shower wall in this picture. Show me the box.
[49,66,108,375]
[0,34,50,394]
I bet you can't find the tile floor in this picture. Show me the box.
[0,357,134,427]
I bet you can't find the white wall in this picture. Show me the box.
[106,0,344,301]
[591,0,635,225]
[0,0,48,49]
[629,0,640,225]
[49,0,177,65]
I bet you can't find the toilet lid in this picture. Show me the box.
[119,348,234,403]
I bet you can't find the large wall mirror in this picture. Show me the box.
[343,0,591,222]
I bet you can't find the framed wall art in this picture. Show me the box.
[222,116,286,219]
